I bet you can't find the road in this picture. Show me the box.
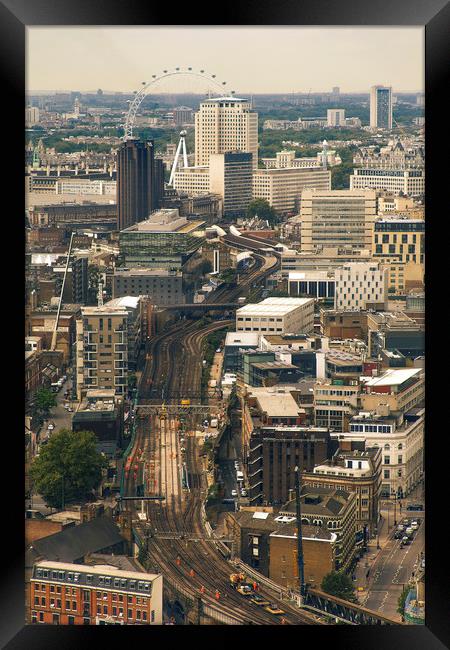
[357,513,425,620]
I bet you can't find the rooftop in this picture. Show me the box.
[29,516,125,563]
[281,486,353,517]
[254,392,303,418]
[114,268,182,277]
[225,332,260,347]
[237,297,313,317]
[363,367,422,387]
[33,560,159,583]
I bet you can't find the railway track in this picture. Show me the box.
[122,251,321,625]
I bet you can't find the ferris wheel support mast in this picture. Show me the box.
[168,130,188,186]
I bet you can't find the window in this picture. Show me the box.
[68,616,75,625]
[143,611,147,621]
[83,618,90,625]
[151,610,155,623]
[384,456,390,464]
[384,470,390,479]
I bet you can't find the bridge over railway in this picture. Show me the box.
[155,303,240,311]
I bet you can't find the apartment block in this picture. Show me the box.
[76,298,144,400]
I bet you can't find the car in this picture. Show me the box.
[250,594,270,606]
[180,447,186,453]
[394,531,403,539]
[421,558,425,569]
[63,403,70,409]
[407,503,424,511]
[47,423,54,431]
[241,489,247,497]
[264,604,285,615]
[410,521,419,530]
[67,407,73,412]
[400,536,410,547]
[216,348,221,353]
[231,489,238,497]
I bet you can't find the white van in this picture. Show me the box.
[236,471,244,481]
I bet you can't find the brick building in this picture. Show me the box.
[279,485,358,572]
[247,424,331,506]
[224,509,337,590]
[29,561,163,625]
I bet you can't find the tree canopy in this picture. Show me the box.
[321,571,358,603]
[30,429,108,509]
[34,388,57,417]
[247,198,278,225]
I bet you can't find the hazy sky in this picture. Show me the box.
[27,27,424,94]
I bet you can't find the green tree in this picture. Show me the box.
[397,584,410,617]
[35,388,57,418]
[321,571,358,604]
[30,429,108,509]
[247,199,278,225]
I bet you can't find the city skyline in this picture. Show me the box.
[27,26,424,94]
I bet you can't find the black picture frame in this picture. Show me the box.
[3,1,449,647]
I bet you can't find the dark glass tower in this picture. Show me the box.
[117,139,163,231]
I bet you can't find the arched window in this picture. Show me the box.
[384,443,390,451]
[397,443,403,450]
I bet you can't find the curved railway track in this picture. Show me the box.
[122,251,321,625]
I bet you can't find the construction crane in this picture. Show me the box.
[50,232,75,352]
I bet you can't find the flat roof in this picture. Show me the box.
[225,332,260,346]
[288,271,334,280]
[114,268,182,277]
[255,392,303,418]
[364,367,422,387]
[105,296,140,309]
[237,297,313,317]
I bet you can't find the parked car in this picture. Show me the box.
[394,530,403,539]
[241,489,247,497]
[410,521,419,531]
[400,536,410,547]
[231,489,238,497]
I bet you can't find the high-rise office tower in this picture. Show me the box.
[209,151,253,217]
[370,85,393,130]
[300,189,377,252]
[117,139,163,231]
[194,97,258,169]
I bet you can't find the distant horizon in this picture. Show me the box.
[27,89,424,96]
